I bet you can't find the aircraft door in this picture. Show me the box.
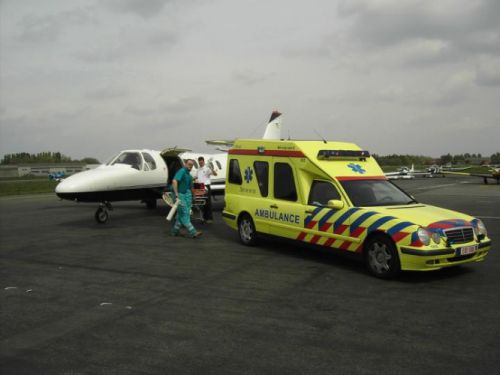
[302,180,354,249]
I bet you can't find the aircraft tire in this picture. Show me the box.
[95,207,109,224]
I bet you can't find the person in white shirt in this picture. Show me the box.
[195,156,217,223]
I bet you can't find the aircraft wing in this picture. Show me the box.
[442,168,500,183]
[205,140,235,146]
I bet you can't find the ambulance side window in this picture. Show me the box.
[274,163,297,201]
[228,159,242,185]
[308,180,341,206]
[254,161,269,197]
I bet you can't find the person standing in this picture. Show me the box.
[171,159,202,238]
[195,156,217,223]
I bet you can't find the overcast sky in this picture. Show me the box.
[1,0,499,162]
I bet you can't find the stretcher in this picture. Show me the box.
[191,182,208,222]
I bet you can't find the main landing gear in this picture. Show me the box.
[95,202,113,224]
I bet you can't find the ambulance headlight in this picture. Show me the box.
[473,219,487,238]
[417,228,431,246]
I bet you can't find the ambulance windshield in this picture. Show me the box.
[340,180,416,206]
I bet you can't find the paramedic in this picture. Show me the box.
[171,159,202,238]
[195,156,217,223]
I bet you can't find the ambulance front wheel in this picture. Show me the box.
[364,235,400,279]
[238,214,257,246]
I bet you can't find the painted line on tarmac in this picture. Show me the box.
[413,183,458,190]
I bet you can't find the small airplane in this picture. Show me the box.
[385,164,445,180]
[55,111,283,223]
[48,171,65,181]
[385,165,415,180]
[442,165,500,184]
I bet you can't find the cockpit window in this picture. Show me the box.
[110,152,143,170]
[142,152,157,171]
[340,179,415,206]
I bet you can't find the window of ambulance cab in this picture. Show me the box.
[308,180,341,206]
[254,161,269,197]
[274,163,297,201]
[142,152,157,171]
[228,159,242,185]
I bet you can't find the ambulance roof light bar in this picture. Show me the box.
[317,150,371,160]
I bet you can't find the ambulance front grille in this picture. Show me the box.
[444,227,474,245]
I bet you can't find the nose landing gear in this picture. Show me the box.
[95,202,113,224]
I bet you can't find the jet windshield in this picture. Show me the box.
[108,152,143,170]
[340,179,416,206]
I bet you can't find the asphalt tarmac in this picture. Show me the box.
[1,176,499,375]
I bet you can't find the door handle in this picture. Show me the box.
[305,209,314,214]
[270,204,278,209]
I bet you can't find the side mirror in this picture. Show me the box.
[327,199,344,210]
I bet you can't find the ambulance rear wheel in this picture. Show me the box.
[364,235,400,279]
[238,214,257,246]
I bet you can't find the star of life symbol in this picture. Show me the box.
[244,167,253,183]
[348,163,366,174]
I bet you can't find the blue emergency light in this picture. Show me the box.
[317,150,371,160]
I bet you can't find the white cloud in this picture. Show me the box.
[104,0,174,18]
[476,57,500,86]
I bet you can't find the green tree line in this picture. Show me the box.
[374,153,499,166]
[1,152,99,165]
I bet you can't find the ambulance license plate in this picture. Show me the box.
[457,245,478,256]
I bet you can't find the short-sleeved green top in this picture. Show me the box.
[174,167,193,194]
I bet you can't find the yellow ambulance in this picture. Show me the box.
[222,139,491,278]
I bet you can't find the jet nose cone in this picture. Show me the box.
[55,170,98,201]
[55,177,80,194]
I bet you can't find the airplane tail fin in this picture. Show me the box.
[262,110,282,140]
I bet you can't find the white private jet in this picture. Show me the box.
[55,111,283,223]
[56,148,199,223]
